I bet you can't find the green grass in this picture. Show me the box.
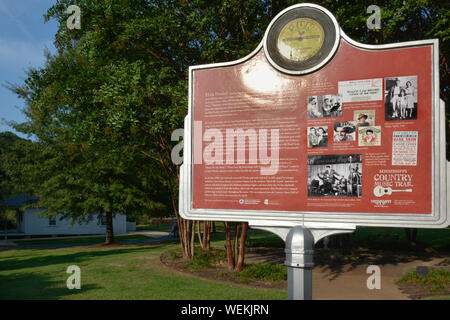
[207,228,284,248]
[422,295,450,300]
[13,235,151,246]
[245,226,450,252]
[136,223,283,248]
[347,227,450,251]
[137,222,227,233]
[398,268,450,293]
[10,226,450,251]
[2,225,448,300]
[136,223,172,231]
[0,243,286,300]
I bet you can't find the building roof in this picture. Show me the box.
[1,195,39,208]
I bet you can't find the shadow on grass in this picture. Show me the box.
[0,272,100,300]
[0,245,161,272]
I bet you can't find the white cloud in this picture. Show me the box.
[0,0,36,41]
[0,37,52,70]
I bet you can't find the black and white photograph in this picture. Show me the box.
[308,154,362,197]
[307,126,328,148]
[333,121,356,142]
[307,94,343,118]
[385,75,418,121]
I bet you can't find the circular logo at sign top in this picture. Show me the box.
[264,4,340,75]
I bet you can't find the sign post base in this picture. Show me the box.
[285,226,314,300]
[287,265,313,300]
[249,222,355,300]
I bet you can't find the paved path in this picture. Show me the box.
[312,262,408,300]
[0,240,17,247]
[245,247,449,300]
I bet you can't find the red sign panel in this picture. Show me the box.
[191,40,433,215]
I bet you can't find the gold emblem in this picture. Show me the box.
[277,18,325,62]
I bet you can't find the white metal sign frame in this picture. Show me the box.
[179,3,449,231]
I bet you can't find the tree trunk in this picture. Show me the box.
[225,222,248,272]
[190,220,195,257]
[197,220,202,247]
[105,211,114,245]
[233,223,241,263]
[235,222,248,272]
[225,222,234,271]
[197,221,211,250]
[182,218,193,259]
[204,221,210,250]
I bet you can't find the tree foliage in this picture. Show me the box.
[0,132,28,201]
[5,0,449,250]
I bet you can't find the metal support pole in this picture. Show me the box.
[284,226,315,300]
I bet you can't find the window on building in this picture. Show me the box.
[49,217,56,226]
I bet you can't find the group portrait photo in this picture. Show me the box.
[385,75,418,121]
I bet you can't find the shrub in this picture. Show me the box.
[398,268,450,293]
[238,264,287,283]
[186,248,227,271]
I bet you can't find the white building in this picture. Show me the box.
[2,195,131,236]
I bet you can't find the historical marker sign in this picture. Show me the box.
[180,3,449,230]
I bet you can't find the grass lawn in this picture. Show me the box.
[423,295,450,300]
[13,234,151,246]
[137,221,227,232]
[0,242,285,300]
[349,227,450,251]
[137,223,172,231]
[1,225,449,300]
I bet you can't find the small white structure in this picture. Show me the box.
[18,209,127,236]
[2,195,129,236]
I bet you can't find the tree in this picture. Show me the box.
[8,0,449,255]
[0,132,27,201]
[2,125,168,245]
[225,222,248,272]
[7,50,170,244]
[37,0,273,257]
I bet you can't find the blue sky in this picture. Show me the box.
[0,0,58,137]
